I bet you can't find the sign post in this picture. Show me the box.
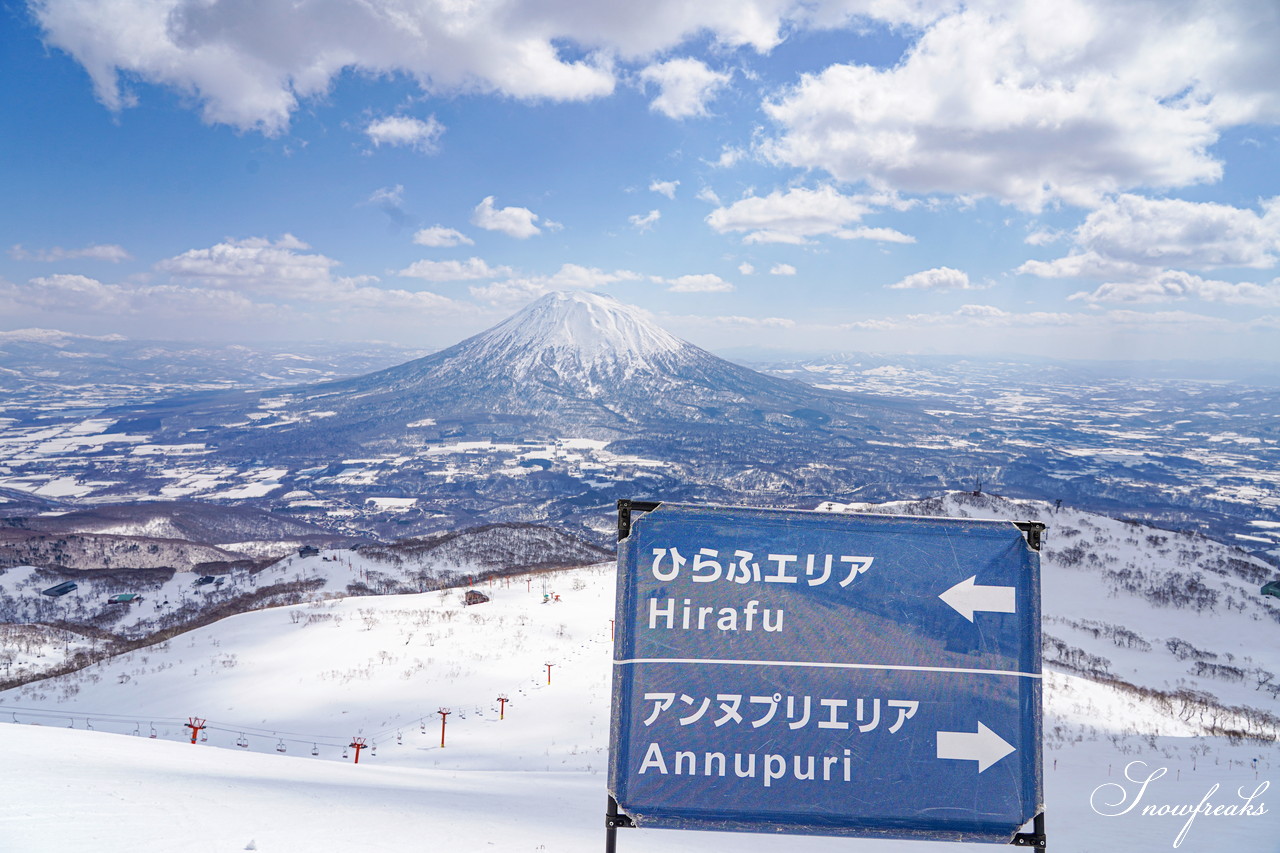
[608,499,1045,847]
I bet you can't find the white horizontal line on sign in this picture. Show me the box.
[614,657,1041,679]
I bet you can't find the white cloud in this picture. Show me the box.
[1019,195,1280,304]
[33,0,623,134]
[8,273,261,318]
[413,226,474,248]
[365,185,404,207]
[472,196,543,239]
[361,184,414,228]
[706,185,913,245]
[1069,271,1280,306]
[628,210,661,232]
[696,186,722,205]
[155,235,346,295]
[1024,229,1064,246]
[1016,251,1143,281]
[712,147,746,169]
[366,183,404,206]
[319,284,459,313]
[693,314,797,328]
[1062,195,1280,271]
[9,243,131,263]
[738,262,755,275]
[639,57,731,119]
[832,226,915,244]
[398,257,513,282]
[666,273,734,293]
[761,1,1280,210]
[770,263,797,276]
[840,303,1243,334]
[887,266,983,291]
[34,0,1280,187]
[470,264,643,304]
[152,234,470,314]
[32,1,929,134]
[22,274,131,312]
[649,179,679,199]
[364,115,445,154]
[6,241,470,334]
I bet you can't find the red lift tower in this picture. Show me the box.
[438,708,451,748]
[497,694,509,720]
[185,717,206,744]
[349,736,367,764]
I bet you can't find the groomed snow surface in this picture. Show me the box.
[1,563,1274,852]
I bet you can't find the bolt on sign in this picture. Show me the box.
[607,501,1046,846]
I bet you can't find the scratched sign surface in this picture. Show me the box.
[608,503,1043,842]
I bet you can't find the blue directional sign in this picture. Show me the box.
[608,502,1043,843]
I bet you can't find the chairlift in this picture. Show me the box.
[133,724,140,736]
[370,742,377,756]
[149,723,157,739]
[396,731,402,745]
[342,744,349,759]
[68,718,74,728]
[276,738,287,753]
[311,743,320,756]
[420,718,426,734]
[236,733,249,748]
[86,719,94,731]
[200,729,208,743]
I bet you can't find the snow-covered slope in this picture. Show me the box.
[0,553,1274,852]
[0,523,610,685]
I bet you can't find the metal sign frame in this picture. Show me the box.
[607,499,1046,850]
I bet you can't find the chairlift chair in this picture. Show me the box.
[311,743,320,756]
[236,734,249,748]
[149,723,157,739]
[276,738,287,753]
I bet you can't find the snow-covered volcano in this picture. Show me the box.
[133,291,930,455]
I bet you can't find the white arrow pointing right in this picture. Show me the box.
[936,722,1016,773]
[938,575,1016,622]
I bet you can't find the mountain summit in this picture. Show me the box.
[458,291,686,380]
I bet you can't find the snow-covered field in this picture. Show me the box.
[1,556,1275,852]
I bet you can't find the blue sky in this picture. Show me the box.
[3,0,1280,362]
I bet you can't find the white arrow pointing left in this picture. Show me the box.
[939,575,1016,622]
[936,722,1016,773]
